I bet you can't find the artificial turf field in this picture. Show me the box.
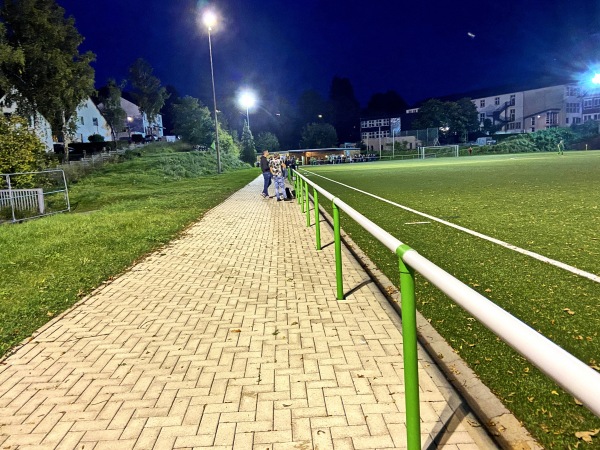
[300,151,600,449]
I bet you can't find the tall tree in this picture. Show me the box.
[128,58,169,122]
[171,96,213,146]
[365,90,408,118]
[329,76,361,143]
[297,89,328,126]
[300,122,338,148]
[413,98,479,143]
[0,22,23,92]
[1,0,96,162]
[161,85,180,135]
[98,79,127,142]
[240,120,256,164]
[255,131,280,153]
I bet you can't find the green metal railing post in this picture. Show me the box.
[304,178,309,217]
[300,178,305,212]
[396,244,421,450]
[314,188,321,250]
[332,200,344,300]
[296,174,301,205]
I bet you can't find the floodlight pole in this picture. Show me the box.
[207,26,221,174]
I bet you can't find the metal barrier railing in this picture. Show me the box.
[1,169,70,223]
[292,169,600,450]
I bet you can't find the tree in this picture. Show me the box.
[0,22,23,92]
[98,79,126,142]
[413,98,479,143]
[365,90,408,118]
[171,96,213,146]
[300,123,338,148]
[329,76,361,143]
[448,98,479,143]
[297,89,328,126]
[255,131,280,153]
[128,58,169,122]
[0,115,48,186]
[240,121,256,164]
[1,0,96,162]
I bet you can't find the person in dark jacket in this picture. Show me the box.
[260,150,272,198]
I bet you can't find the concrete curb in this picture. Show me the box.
[310,195,542,450]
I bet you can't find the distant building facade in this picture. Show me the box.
[116,97,164,141]
[401,83,594,137]
[71,97,113,143]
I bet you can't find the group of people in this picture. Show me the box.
[259,150,297,201]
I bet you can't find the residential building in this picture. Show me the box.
[472,84,585,134]
[71,97,113,143]
[399,83,588,137]
[115,97,164,141]
[0,95,54,151]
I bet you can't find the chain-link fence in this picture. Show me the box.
[0,169,70,223]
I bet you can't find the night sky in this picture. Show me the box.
[56,0,600,109]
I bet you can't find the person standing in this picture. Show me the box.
[260,150,271,198]
[269,153,290,202]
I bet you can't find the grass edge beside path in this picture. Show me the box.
[0,165,259,359]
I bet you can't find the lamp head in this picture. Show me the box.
[202,10,217,30]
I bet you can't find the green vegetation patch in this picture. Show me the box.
[303,152,600,449]
[0,145,257,357]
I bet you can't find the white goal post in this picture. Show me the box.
[418,145,459,159]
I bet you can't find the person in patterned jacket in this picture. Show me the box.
[269,153,291,202]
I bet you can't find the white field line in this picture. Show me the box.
[303,170,600,284]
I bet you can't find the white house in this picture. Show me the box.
[0,95,54,151]
[71,97,113,143]
[116,97,164,141]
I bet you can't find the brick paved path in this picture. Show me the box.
[0,177,496,449]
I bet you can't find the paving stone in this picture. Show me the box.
[0,176,493,449]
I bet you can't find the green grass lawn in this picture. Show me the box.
[301,152,600,449]
[0,146,258,358]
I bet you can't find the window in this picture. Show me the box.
[546,112,558,125]
[583,98,593,109]
[92,117,98,126]
[565,117,569,124]
[566,102,580,113]
[594,98,600,107]
[531,117,536,126]
[510,94,516,106]
[573,117,582,124]
[480,99,485,107]
[509,109,515,122]
[566,86,580,97]
[495,97,500,106]
[507,122,521,130]
[80,117,84,125]
[479,113,485,122]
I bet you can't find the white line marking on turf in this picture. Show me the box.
[303,170,600,284]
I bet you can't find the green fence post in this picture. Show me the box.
[304,179,309,217]
[314,189,321,250]
[305,181,311,227]
[296,174,301,205]
[332,200,344,300]
[300,178,305,212]
[396,244,421,450]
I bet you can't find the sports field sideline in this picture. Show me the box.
[299,151,600,449]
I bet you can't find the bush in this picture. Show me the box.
[88,134,105,142]
[0,115,50,187]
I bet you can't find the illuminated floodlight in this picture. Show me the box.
[592,73,600,85]
[202,10,217,30]
[239,91,257,110]
[239,90,257,129]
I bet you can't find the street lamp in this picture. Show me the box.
[127,116,133,140]
[238,90,257,129]
[202,10,221,174]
